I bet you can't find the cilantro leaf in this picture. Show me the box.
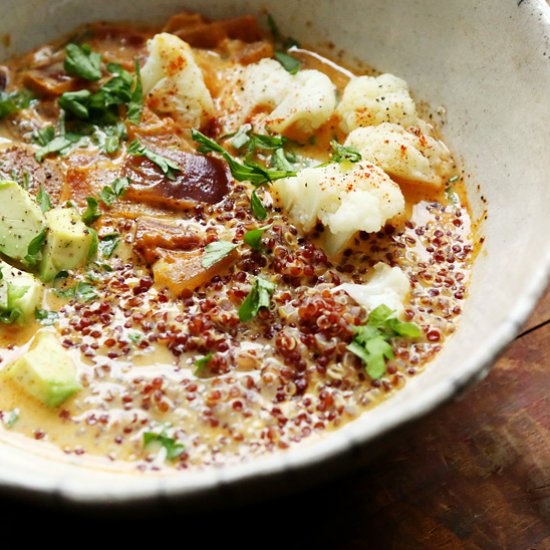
[32,126,55,146]
[36,185,52,212]
[238,276,276,322]
[274,51,301,75]
[23,229,47,268]
[35,134,78,162]
[56,281,97,302]
[143,432,185,461]
[99,177,129,206]
[194,352,213,375]
[250,190,267,221]
[59,89,92,119]
[330,140,362,163]
[126,59,143,125]
[35,308,59,326]
[244,223,272,250]
[81,196,101,225]
[98,233,120,258]
[127,139,181,180]
[202,241,238,269]
[0,90,33,120]
[64,43,102,81]
[347,304,422,379]
[192,129,295,187]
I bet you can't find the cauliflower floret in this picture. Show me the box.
[344,123,453,187]
[336,73,418,133]
[272,161,404,256]
[141,33,214,127]
[333,262,410,317]
[241,59,337,135]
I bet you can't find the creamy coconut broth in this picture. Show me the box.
[0,12,476,471]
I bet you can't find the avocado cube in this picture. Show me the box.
[4,331,81,407]
[39,207,94,282]
[0,180,46,262]
[0,261,43,324]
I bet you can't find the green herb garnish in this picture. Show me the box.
[98,233,121,258]
[347,304,422,379]
[194,352,213,375]
[81,196,101,225]
[143,431,185,461]
[23,229,47,268]
[238,276,276,322]
[126,59,143,125]
[201,241,238,269]
[0,90,33,120]
[35,308,59,326]
[64,43,102,81]
[99,177,129,206]
[193,129,295,187]
[244,223,273,250]
[56,281,98,302]
[250,190,268,221]
[330,140,362,163]
[274,51,301,75]
[127,139,181,180]
[36,185,52,212]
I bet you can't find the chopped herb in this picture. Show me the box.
[32,125,56,146]
[23,229,47,268]
[238,276,276,322]
[270,147,297,171]
[35,134,79,162]
[126,59,143,125]
[250,190,268,221]
[128,331,142,344]
[35,308,59,326]
[0,90,33,120]
[202,241,238,269]
[87,227,98,260]
[192,129,295,187]
[194,352,213,375]
[448,175,460,183]
[143,431,185,461]
[127,139,181,180]
[81,196,101,225]
[59,89,92,119]
[99,122,126,154]
[64,43,102,81]
[274,51,301,75]
[347,304,422,379]
[330,140,362,163]
[99,177,129,206]
[244,223,273,250]
[267,14,300,49]
[2,409,19,428]
[56,281,98,302]
[36,185,52,212]
[231,125,287,153]
[98,233,120,258]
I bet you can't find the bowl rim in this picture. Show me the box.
[0,0,549,507]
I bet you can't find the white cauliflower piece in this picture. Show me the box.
[333,262,410,317]
[241,59,337,135]
[141,33,214,127]
[272,161,405,256]
[336,73,418,133]
[344,123,453,187]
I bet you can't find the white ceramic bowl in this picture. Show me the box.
[0,0,549,507]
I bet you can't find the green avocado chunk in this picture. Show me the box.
[0,180,46,262]
[3,331,81,407]
[0,260,43,324]
[39,207,95,282]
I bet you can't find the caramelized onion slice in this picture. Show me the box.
[153,247,238,296]
[134,217,202,264]
[123,149,230,210]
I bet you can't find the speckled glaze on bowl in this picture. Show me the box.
[0,0,548,508]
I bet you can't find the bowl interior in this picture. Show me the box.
[0,0,549,503]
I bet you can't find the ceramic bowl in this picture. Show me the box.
[0,0,549,508]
